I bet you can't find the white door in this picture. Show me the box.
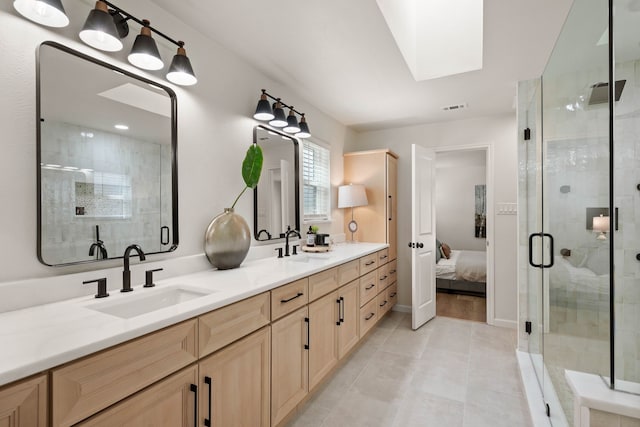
[411,144,437,329]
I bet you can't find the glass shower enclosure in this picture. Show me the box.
[518,0,640,425]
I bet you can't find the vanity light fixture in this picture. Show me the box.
[79,1,125,52]
[14,0,199,85]
[269,100,288,128]
[13,0,69,28]
[283,108,301,133]
[253,90,312,138]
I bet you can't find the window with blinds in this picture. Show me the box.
[302,140,331,222]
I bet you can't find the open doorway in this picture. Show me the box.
[434,148,490,323]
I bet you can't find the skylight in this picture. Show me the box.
[376,0,483,81]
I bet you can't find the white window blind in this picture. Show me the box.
[302,140,331,222]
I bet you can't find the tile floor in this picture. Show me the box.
[286,312,532,427]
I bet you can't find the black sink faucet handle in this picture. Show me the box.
[144,268,163,288]
[292,244,299,255]
[275,247,283,258]
[83,277,109,298]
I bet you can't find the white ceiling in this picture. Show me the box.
[150,0,574,132]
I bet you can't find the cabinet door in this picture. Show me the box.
[0,374,47,427]
[199,327,270,427]
[77,365,198,427]
[338,280,360,359]
[387,153,398,261]
[271,307,308,426]
[308,291,339,391]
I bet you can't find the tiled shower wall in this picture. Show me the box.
[40,121,172,265]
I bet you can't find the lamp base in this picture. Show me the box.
[348,220,358,243]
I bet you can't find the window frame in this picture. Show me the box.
[301,139,332,224]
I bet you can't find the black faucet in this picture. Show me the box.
[122,244,146,292]
[284,226,301,257]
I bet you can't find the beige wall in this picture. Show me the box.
[346,114,518,326]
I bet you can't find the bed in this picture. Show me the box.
[436,249,487,296]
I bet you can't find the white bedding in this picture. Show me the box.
[436,250,487,282]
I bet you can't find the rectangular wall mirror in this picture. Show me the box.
[253,125,300,241]
[37,41,178,266]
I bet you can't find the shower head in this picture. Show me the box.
[588,80,626,105]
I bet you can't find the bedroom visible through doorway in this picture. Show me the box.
[435,149,488,322]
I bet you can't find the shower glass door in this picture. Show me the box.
[540,0,612,424]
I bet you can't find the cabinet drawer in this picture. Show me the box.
[388,259,397,284]
[377,263,389,290]
[377,290,391,317]
[359,298,378,337]
[359,253,378,276]
[52,319,198,427]
[377,248,389,265]
[338,259,360,286]
[0,374,47,427]
[200,292,271,358]
[76,365,198,427]
[358,270,377,307]
[388,282,398,308]
[308,267,338,301]
[271,278,309,321]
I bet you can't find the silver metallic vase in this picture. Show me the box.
[204,208,251,270]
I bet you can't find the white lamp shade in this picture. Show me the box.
[593,215,610,232]
[338,184,368,208]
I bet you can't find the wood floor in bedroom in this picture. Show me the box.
[436,292,487,323]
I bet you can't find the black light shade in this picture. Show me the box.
[166,42,197,86]
[79,1,123,52]
[269,101,287,127]
[283,108,300,133]
[13,0,69,27]
[128,20,163,70]
[295,115,311,138]
[254,90,274,120]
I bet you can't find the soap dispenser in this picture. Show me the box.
[306,226,315,247]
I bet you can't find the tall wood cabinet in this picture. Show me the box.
[343,149,398,260]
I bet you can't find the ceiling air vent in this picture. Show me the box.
[442,103,468,111]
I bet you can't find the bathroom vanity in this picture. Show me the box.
[0,243,397,427]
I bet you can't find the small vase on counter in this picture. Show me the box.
[204,208,251,270]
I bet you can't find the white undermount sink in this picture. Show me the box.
[87,286,215,319]
[285,253,332,263]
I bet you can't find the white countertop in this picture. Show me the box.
[0,243,386,387]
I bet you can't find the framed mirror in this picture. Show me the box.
[253,125,300,241]
[37,41,178,266]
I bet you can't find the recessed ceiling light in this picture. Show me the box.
[114,124,129,130]
[80,132,94,138]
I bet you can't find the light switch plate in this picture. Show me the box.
[497,202,517,215]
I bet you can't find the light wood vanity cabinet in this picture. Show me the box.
[0,374,47,427]
[199,327,271,427]
[359,270,377,306]
[52,319,198,427]
[338,280,360,358]
[76,365,198,427]
[308,292,340,391]
[271,278,309,321]
[359,253,378,276]
[308,267,338,301]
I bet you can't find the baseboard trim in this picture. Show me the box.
[392,304,411,313]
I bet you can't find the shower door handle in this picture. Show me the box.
[542,233,554,268]
[528,233,542,268]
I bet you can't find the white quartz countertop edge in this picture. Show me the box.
[0,243,387,387]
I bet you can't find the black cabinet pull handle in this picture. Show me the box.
[161,226,170,245]
[389,269,396,274]
[190,384,198,427]
[204,376,212,427]
[340,296,345,324]
[388,195,392,221]
[380,300,388,307]
[281,292,303,303]
[365,313,375,321]
[380,255,388,260]
[379,275,388,281]
[336,299,341,325]
[304,317,310,350]
[365,260,375,266]
[365,284,375,290]
[390,292,397,298]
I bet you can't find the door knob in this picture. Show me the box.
[417,242,424,248]
[408,242,416,248]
